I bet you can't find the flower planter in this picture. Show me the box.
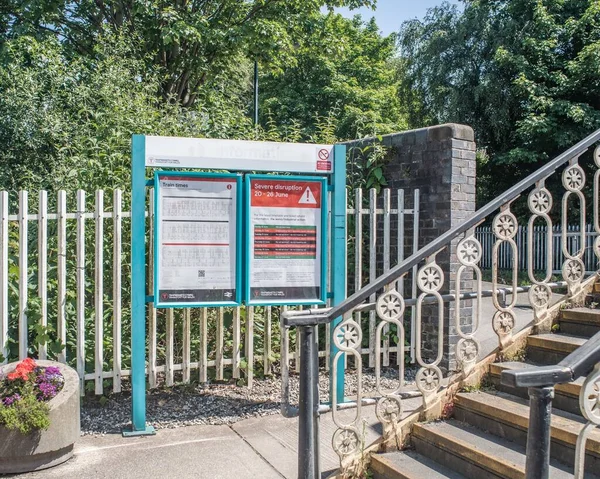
[0,360,80,474]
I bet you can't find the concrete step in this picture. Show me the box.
[412,419,584,479]
[371,450,467,479]
[489,361,584,415]
[526,333,586,364]
[454,390,600,472]
[560,308,600,337]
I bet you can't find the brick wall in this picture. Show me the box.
[345,124,477,372]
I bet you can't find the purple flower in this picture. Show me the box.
[2,394,21,406]
[37,381,58,400]
[44,367,61,376]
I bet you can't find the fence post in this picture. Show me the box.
[199,308,208,383]
[57,191,67,363]
[0,192,7,364]
[113,189,123,393]
[233,306,241,379]
[18,190,28,360]
[76,190,86,394]
[354,189,363,364]
[411,189,420,363]
[38,190,48,360]
[368,188,377,368]
[94,190,104,394]
[246,306,254,388]
[264,306,272,376]
[148,189,157,389]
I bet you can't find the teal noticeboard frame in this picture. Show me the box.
[153,171,243,308]
[127,135,347,436]
[244,174,328,307]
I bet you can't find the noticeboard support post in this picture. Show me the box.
[123,135,155,437]
[329,144,346,403]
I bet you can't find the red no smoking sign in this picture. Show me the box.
[316,148,332,172]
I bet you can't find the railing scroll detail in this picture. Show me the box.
[455,232,482,375]
[331,313,363,461]
[415,256,445,405]
[562,158,587,295]
[492,206,519,348]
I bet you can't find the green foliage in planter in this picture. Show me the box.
[0,383,50,434]
[0,359,64,435]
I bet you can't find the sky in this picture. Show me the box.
[324,0,463,36]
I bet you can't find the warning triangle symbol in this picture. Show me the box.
[299,187,317,205]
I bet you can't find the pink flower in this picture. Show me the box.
[7,358,37,381]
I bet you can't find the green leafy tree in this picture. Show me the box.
[400,0,600,203]
[0,33,255,192]
[4,0,375,106]
[260,14,407,140]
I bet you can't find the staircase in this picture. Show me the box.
[370,302,600,479]
[283,130,600,479]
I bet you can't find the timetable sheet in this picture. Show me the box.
[155,174,238,305]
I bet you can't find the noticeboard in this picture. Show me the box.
[245,175,327,305]
[154,171,242,307]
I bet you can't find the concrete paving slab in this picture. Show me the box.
[11,424,283,479]
[232,396,423,479]
[233,408,380,478]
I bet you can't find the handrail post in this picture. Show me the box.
[298,324,319,479]
[525,386,554,479]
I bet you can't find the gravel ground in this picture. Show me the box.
[81,367,417,435]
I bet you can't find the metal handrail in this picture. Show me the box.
[282,281,571,319]
[285,128,600,328]
[501,329,600,389]
[499,327,600,479]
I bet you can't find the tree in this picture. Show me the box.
[0,33,255,193]
[399,0,600,203]
[259,14,407,140]
[3,0,375,107]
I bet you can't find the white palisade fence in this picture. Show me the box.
[0,187,419,394]
[477,224,600,272]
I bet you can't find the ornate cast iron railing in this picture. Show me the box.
[283,129,600,479]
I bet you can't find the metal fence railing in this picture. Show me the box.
[477,224,599,273]
[0,187,420,393]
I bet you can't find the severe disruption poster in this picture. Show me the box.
[155,172,241,307]
[246,175,327,305]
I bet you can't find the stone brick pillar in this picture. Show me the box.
[345,124,477,372]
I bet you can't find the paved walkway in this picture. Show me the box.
[11,283,558,479]
[14,397,423,479]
